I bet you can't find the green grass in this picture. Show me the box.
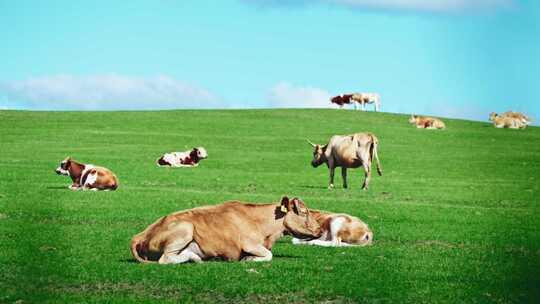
[1,109,539,303]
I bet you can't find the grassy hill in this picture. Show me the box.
[1,109,539,303]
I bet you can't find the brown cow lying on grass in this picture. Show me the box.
[55,157,118,191]
[292,210,373,247]
[131,196,322,264]
[309,133,382,190]
[408,115,446,129]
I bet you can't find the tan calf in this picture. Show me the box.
[130,197,322,264]
[292,210,373,247]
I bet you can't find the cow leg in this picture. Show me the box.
[361,161,372,190]
[292,238,351,247]
[242,244,273,262]
[341,167,348,189]
[328,167,335,189]
[158,222,200,264]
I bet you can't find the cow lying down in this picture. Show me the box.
[131,196,322,264]
[409,115,445,129]
[157,147,208,167]
[292,210,373,247]
[55,157,118,191]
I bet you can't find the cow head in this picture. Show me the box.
[408,115,418,124]
[308,140,327,168]
[489,112,497,121]
[280,196,321,240]
[55,157,72,176]
[193,147,208,160]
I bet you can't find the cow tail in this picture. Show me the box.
[371,135,383,176]
[130,235,156,264]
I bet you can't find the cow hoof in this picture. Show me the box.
[328,184,334,190]
[343,185,348,189]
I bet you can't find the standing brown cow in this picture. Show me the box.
[308,133,382,190]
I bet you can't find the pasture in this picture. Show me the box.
[0,109,539,303]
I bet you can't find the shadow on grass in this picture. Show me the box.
[121,254,303,264]
[47,186,68,190]
[298,185,329,189]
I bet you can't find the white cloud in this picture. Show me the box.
[244,0,515,13]
[267,82,331,108]
[0,74,221,110]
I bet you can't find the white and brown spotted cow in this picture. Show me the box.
[157,147,208,167]
[55,157,118,191]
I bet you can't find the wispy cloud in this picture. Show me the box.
[243,0,515,13]
[267,82,331,108]
[0,74,221,110]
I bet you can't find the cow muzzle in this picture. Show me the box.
[55,167,69,175]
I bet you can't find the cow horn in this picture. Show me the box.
[307,139,316,147]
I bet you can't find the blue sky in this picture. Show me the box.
[0,0,538,122]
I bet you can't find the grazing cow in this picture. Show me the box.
[292,210,373,247]
[502,111,531,126]
[489,112,526,129]
[351,93,381,112]
[130,196,322,264]
[55,157,118,191]
[308,133,382,190]
[408,115,446,129]
[157,147,208,167]
[330,94,353,108]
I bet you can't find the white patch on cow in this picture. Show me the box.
[85,171,97,186]
[330,216,347,245]
[165,241,205,264]
[80,165,96,187]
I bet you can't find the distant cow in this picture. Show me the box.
[130,196,322,264]
[351,93,381,112]
[502,111,531,126]
[489,112,526,129]
[308,133,382,190]
[292,210,373,247]
[330,94,353,108]
[55,157,118,191]
[408,115,446,129]
[157,147,208,167]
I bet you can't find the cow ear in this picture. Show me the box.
[280,196,291,213]
[291,198,307,214]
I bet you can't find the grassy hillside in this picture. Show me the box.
[1,109,539,303]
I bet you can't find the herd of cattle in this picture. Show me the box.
[332,93,532,129]
[53,100,532,264]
